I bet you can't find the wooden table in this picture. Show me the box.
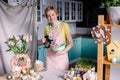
[0,70,65,80]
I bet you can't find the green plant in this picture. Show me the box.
[5,33,32,55]
[75,59,94,69]
[103,0,120,7]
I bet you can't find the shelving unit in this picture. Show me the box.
[97,15,120,80]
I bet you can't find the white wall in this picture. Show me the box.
[37,16,47,40]
[110,66,120,80]
[76,28,92,35]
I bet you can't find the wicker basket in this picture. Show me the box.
[34,62,44,72]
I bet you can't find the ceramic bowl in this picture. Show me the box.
[52,44,65,51]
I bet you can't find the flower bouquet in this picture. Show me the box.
[5,33,32,78]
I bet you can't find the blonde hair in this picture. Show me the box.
[45,6,58,18]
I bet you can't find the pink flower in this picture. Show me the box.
[22,33,32,42]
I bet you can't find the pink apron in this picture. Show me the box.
[46,25,69,70]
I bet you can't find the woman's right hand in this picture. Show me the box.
[41,37,46,44]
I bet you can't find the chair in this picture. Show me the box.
[97,15,120,80]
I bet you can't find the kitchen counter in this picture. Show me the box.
[71,34,92,38]
[38,34,92,45]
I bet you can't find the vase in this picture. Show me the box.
[18,58,27,67]
[11,54,32,72]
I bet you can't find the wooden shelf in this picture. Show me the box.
[0,76,6,79]
[104,24,120,27]
[103,56,120,66]
[97,15,120,80]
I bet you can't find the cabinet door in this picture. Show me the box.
[68,38,81,62]
[38,45,46,63]
[81,37,97,59]
[57,0,83,22]
[68,39,76,61]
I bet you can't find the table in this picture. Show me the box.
[37,69,65,80]
[0,70,65,80]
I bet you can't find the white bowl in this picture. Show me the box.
[52,44,65,51]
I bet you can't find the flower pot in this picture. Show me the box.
[107,7,120,24]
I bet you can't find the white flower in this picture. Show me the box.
[12,66,22,72]
[35,60,43,64]
[14,35,20,40]
[8,41,14,46]
[23,33,32,42]
[29,35,32,41]
[9,35,14,38]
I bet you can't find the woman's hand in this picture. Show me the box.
[55,50,66,55]
[50,39,56,47]
[41,37,46,44]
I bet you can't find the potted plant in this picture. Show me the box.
[103,0,120,7]
[102,0,120,24]
[75,59,94,72]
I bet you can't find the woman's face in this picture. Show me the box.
[46,10,57,24]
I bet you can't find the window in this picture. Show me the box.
[57,0,83,22]
[37,0,42,23]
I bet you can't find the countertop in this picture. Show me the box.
[0,70,65,80]
[38,34,92,45]
[0,70,97,80]
[71,34,91,38]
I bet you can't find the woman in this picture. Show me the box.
[41,6,73,70]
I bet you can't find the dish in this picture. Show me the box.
[52,44,65,51]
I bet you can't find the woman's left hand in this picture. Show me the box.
[55,50,66,55]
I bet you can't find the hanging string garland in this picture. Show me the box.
[6,5,11,11]
[6,1,37,11]
[21,1,37,8]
